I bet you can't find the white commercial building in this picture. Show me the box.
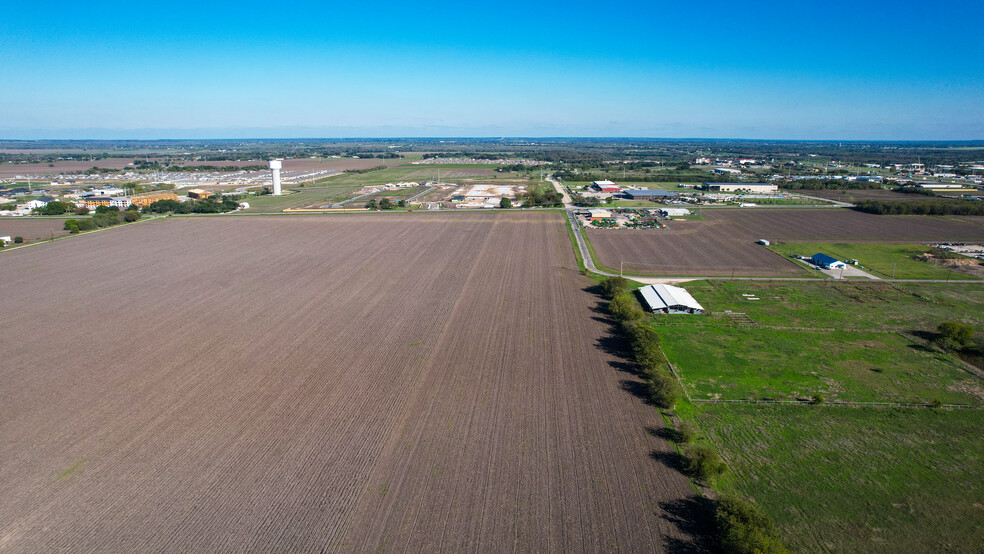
[637,284,705,315]
[704,182,779,193]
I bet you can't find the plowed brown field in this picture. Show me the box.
[588,209,984,276]
[0,218,72,242]
[0,213,703,551]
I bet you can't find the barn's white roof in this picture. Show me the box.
[638,284,704,312]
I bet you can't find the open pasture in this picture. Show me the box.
[587,209,984,276]
[769,242,984,280]
[0,212,702,551]
[693,405,984,553]
[657,279,984,405]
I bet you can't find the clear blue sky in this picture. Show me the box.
[1,0,981,139]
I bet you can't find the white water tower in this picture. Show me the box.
[269,159,283,195]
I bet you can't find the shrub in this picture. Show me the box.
[931,399,943,409]
[809,393,825,405]
[13,236,24,244]
[648,371,683,409]
[608,293,643,322]
[715,495,787,554]
[121,210,141,222]
[683,444,728,481]
[599,276,629,298]
[678,420,698,443]
[938,321,974,347]
[628,324,666,371]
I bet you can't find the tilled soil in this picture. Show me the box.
[0,212,704,551]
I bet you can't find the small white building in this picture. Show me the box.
[637,284,705,315]
[659,208,691,217]
[0,235,11,244]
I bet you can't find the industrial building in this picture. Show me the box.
[703,182,779,193]
[622,189,678,200]
[591,180,622,193]
[811,253,846,269]
[637,284,704,314]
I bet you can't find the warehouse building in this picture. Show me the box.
[591,180,622,193]
[622,189,678,200]
[637,284,705,315]
[811,253,846,269]
[703,182,778,193]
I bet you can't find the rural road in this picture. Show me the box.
[547,176,573,207]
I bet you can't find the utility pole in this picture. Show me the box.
[892,264,896,279]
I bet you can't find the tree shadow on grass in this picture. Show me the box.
[658,497,720,553]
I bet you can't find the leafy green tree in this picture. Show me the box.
[38,201,71,215]
[938,321,974,347]
[365,199,378,210]
[648,372,683,409]
[499,197,513,209]
[608,293,643,322]
[683,444,727,481]
[75,206,90,215]
[599,275,628,298]
[628,325,666,371]
[379,197,395,210]
[715,495,787,554]
[94,205,119,214]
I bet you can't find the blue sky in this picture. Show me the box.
[1,0,981,139]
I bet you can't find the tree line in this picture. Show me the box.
[598,276,786,553]
[853,199,984,216]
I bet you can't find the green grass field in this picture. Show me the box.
[322,164,529,186]
[237,185,364,213]
[679,280,984,330]
[769,242,982,280]
[660,325,981,404]
[690,404,984,553]
[657,280,984,550]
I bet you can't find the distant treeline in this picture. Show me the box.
[143,197,240,214]
[344,165,389,174]
[554,169,726,183]
[853,200,984,216]
[63,210,140,233]
[779,179,884,190]
[165,164,268,172]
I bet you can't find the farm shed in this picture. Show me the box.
[588,208,614,221]
[637,284,704,314]
[623,189,678,200]
[811,253,846,269]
